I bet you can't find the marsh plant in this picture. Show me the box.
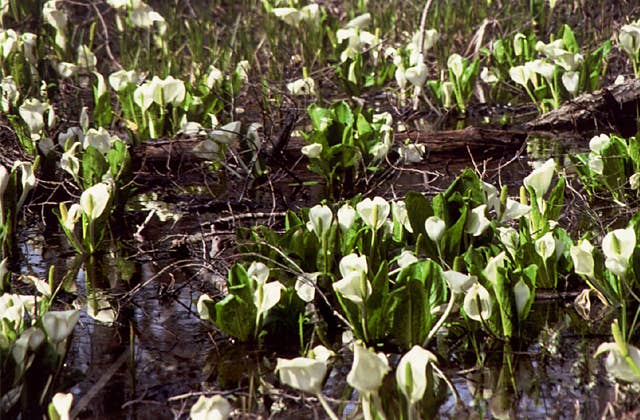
[301,101,394,198]
[0,269,80,417]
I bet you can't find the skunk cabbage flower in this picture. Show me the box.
[306,204,333,238]
[109,69,140,92]
[337,203,356,232]
[514,279,530,317]
[571,239,594,278]
[392,200,413,233]
[50,392,73,420]
[425,216,445,243]
[42,309,80,343]
[301,143,322,158]
[295,272,319,302]
[80,183,111,220]
[562,71,579,95]
[276,357,327,394]
[465,204,490,237]
[463,283,492,322]
[396,345,438,404]
[589,134,610,153]
[602,227,636,277]
[190,395,232,420]
[535,231,556,261]
[397,250,418,268]
[287,77,316,95]
[619,21,640,57]
[356,197,390,230]
[524,158,556,199]
[447,53,464,79]
[347,341,390,393]
[509,65,534,88]
[443,270,477,294]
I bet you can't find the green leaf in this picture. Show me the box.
[333,101,354,127]
[214,294,256,342]
[561,24,579,53]
[545,176,565,221]
[406,192,433,237]
[307,104,333,132]
[81,146,110,188]
[390,280,427,349]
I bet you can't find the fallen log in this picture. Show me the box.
[524,78,640,137]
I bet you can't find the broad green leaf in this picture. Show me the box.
[81,146,109,188]
[214,294,256,342]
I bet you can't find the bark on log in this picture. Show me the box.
[524,78,640,137]
[396,127,527,154]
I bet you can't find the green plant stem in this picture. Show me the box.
[317,393,339,420]
[423,290,456,347]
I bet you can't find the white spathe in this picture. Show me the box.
[395,345,438,404]
[347,341,390,393]
[276,356,327,394]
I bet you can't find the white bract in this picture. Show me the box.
[589,134,610,153]
[465,204,490,237]
[397,250,418,268]
[42,309,80,343]
[43,1,68,50]
[480,67,499,84]
[405,60,428,88]
[482,251,508,285]
[196,294,214,321]
[595,341,640,383]
[0,28,18,58]
[80,183,112,220]
[443,270,477,294]
[1,76,19,112]
[535,231,556,261]
[392,200,413,232]
[602,227,636,277]
[286,77,316,95]
[333,254,370,306]
[134,75,186,111]
[347,341,390,393]
[509,65,534,88]
[499,198,531,222]
[295,272,319,302]
[619,21,640,57]
[571,239,594,278]
[562,71,579,95]
[210,121,242,144]
[463,283,492,322]
[83,127,117,154]
[129,2,166,34]
[306,204,333,238]
[395,345,438,404]
[356,196,390,230]
[337,203,356,232]
[336,27,376,63]
[301,143,322,158]
[19,98,51,137]
[447,53,464,79]
[77,44,96,70]
[109,69,140,92]
[399,143,426,163]
[189,395,232,420]
[51,392,73,420]
[276,357,327,394]
[513,279,530,317]
[425,216,445,243]
[524,158,556,199]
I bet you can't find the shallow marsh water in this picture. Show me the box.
[13,131,632,419]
